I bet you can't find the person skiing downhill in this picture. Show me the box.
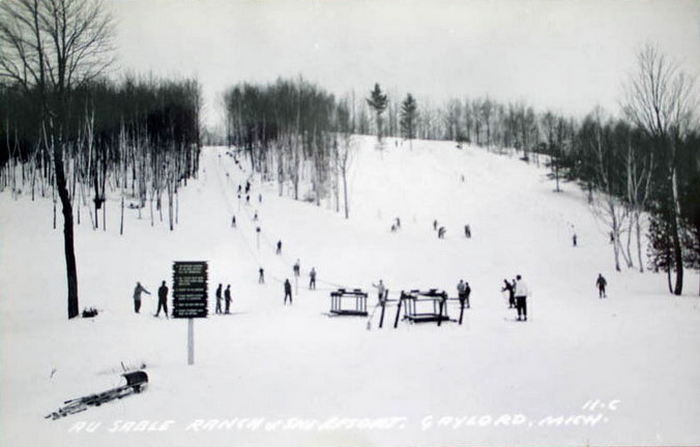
[132,282,150,314]
[293,259,300,277]
[501,279,515,308]
[215,284,223,314]
[155,280,169,318]
[596,274,607,298]
[276,240,282,255]
[258,268,265,284]
[514,274,529,321]
[224,285,232,313]
[284,279,293,305]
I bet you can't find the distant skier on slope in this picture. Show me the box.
[596,274,607,298]
[276,240,282,255]
[258,268,265,284]
[438,226,446,239]
[224,285,232,313]
[155,280,169,318]
[433,219,438,231]
[501,279,515,308]
[231,215,236,228]
[514,274,529,321]
[457,279,467,305]
[284,279,293,305]
[293,259,300,277]
[573,233,577,247]
[309,267,317,290]
[464,225,471,238]
[215,284,223,314]
[132,282,150,314]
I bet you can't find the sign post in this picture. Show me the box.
[172,261,208,365]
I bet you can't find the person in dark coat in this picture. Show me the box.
[293,259,300,277]
[132,282,150,313]
[502,279,515,308]
[155,280,168,318]
[596,274,607,298]
[258,267,265,284]
[309,267,317,289]
[573,233,578,247]
[284,279,293,304]
[276,240,282,255]
[215,284,223,314]
[463,281,471,308]
[231,215,236,228]
[224,285,232,313]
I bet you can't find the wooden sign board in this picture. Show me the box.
[172,261,208,319]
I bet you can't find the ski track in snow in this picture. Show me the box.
[1,136,699,447]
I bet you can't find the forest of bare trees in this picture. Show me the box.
[0,0,202,318]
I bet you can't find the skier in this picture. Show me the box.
[132,282,150,314]
[237,184,242,194]
[155,280,169,318]
[253,211,258,221]
[372,279,387,305]
[457,280,466,305]
[276,240,282,255]
[514,274,529,321]
[215,284,223,314]
[231,215,236,228]
[438,226,446,239]
[609,231,614,244]
[293,259,300,277]
[309,267,317,290]
[395,217,401,229]
[245,181,250,193]
[464,225,471,238]
[463,281,472,308]
[501,279,515,308]
[433,219,438,231]
[224,285,232,313]
[573,233,578,247]
[284,279,293,305]
[246,195,250,204]
[390,224,397,232]
[596,274,607,298]
[258,193,262,203]
[258,268,265,284]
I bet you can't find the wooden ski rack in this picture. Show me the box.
[329,288,368,316]
[394,289,452,327]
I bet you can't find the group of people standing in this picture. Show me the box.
[501,275,530,321]
[132,280,170,318]
[215,283,233,314]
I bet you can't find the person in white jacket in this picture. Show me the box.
[514,274,529,321]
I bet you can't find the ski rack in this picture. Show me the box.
[45,371,148,420]
[329,288,368,316]
[394,289,453,327]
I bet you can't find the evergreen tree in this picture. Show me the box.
[366,83,388,143]
[399,93,418,150]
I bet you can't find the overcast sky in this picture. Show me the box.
[110,0,700,128]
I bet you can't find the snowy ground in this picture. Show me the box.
[1,136,699,447]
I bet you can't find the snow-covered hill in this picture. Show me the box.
[1,136,699,447]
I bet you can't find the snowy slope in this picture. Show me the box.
[1,136,699,447]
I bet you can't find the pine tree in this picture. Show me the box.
[366,83,388,144]
[400,93,418,150]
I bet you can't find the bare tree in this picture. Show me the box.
[622,44,697,294]
[0,0,115,318]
